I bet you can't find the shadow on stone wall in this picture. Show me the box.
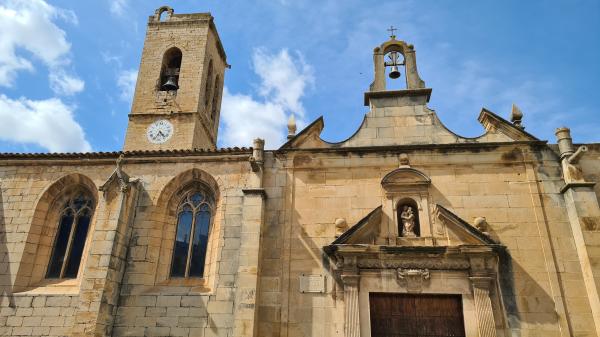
[0,186,15,307]
[501,249,561,334]
[496,247,520,334]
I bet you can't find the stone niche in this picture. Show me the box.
[381,166,433,246]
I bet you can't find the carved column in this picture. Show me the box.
[341,274,361,337]
[470,277,497,337]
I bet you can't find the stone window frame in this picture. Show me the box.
[45,191,95,279]
[153,168,222,291]
[169,184,215,278]
[14,174,98,293]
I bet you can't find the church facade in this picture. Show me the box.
[1,6,600,337]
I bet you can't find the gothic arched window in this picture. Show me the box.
[159,47,182,91]
[46,193,94,279]
[210,75,221,121]
[170,189,214,278]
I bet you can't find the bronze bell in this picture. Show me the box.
[389,65,401,79]
[162,75,179,91]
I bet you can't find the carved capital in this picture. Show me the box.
[341,274,360,288]
[397,268,430,293]
[470,276,493,290]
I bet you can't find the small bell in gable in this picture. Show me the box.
[385,50,404,80]
[389,65,401,79]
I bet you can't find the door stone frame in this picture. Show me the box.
[326,245,504,337]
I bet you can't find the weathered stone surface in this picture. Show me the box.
[0,6,599,337]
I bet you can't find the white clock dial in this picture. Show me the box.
[146,119,173,144]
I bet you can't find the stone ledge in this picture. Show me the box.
[242,188,267,199]
[364,88,432,106]
[560,181,597,194]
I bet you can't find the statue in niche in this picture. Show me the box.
[400,206,417,237]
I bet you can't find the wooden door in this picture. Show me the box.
[369,293,465,337]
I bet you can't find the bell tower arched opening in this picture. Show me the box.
[384,49,406,90]
[159,47,182,92]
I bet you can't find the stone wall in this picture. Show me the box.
[0,150,257,337]
[255,143,599,337]
[1,143,599,337]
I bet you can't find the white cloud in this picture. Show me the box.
[0,0,83,94]
[253,48,314,117]
[109,0,128,16]
[49,69,85,96]
[220,49,314,148]
[117,69,138,103]
[0,94,91,152]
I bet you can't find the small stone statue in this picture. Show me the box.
[400,206,416,237]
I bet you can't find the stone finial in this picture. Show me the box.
[250,138,265,172]
[473,217,489,235]
[555,127,574,158]
[287,114,297,140]
[335,218,348,237]
[399,153,410,167]
[510,104,524,129]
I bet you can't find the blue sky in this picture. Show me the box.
[0,0,598,152]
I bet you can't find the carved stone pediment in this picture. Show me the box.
[381,167,431,192]
[434,204,497,245]
[331,206,382,245]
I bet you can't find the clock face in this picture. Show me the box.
[146,119,173,144]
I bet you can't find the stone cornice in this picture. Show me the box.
[325,244,503,272]
[276,140,548,156]
[364,88,432,105]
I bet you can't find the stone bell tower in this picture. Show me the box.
[123,6,227,151]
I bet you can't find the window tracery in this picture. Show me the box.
[46,193,94,279]
[170,189,214,278]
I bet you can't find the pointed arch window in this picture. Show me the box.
[170,189,214,278]
[46,193,94,279]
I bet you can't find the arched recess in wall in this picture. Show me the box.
[211,74,221,121]
[159,47,183,91]
[204,59,213,107]
[14,173,98,291]
[397,198,420,237]
[152,168,221,289]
